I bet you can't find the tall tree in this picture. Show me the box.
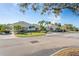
[38,20,46,31]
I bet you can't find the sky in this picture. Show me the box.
[0,3,79,27]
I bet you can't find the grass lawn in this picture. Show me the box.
[16,32,46,37]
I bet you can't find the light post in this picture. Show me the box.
[11,25,15,37]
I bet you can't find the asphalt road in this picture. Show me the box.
[0,32,79,56]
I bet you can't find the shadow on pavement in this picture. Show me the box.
[24,46,79,56]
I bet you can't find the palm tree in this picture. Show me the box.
[45,21,51,26]
[38,20,45,26]
[38,20,46,32]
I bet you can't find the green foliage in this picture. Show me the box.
[13,24,29,34]
[38,20,51,32]
[38,20,79,32]
[18,3,79,16]
[0,25,5,32]
[60,24,79,32]
[38,20,46,31]
[0,24,11,34]
[14,25,23,31]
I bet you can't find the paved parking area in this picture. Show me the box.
[0,33,79,56]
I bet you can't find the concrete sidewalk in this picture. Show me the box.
[0,34,17,39]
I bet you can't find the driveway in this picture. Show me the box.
[0,32,79,56]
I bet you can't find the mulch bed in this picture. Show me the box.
[53,48,79,56]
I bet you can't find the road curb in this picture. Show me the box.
[50,48,69,56]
